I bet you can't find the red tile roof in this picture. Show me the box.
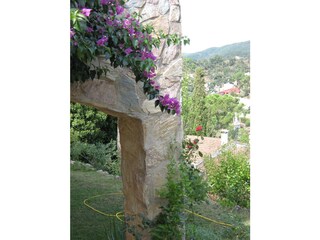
[219,87,240,95]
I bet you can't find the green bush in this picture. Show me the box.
[204,149,250,208]
[70,140,121,175]
[151,144,209,240]
[70,102,117,144]
[238,128,250,144]
[244,118,250,127]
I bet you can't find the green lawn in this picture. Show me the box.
[71,165,124,240]
[71,165,249,239]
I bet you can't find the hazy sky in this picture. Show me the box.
[180,0,251,53]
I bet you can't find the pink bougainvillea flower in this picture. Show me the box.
[123,19,131,28]
[124,47,133,55]
[81,8,92,17]
[116,5,124,15]
[140,50,157,61]
[196,125,203,132]
[128,27,135,35]
[86,27,93,33]
[70,28,75,38]
[158,94,181,115]
[106,18,113,26]
[143,71,156,79]
[96,36,108,46]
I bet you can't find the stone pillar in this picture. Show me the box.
[119,115,182,239]
[71,1,183,239]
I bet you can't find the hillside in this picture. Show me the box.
[183,41,250,60]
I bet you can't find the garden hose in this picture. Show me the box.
[83,193,124,222]
[83,193,234,228]
[184,209,233,228]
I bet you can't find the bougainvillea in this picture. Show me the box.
[70,0,189,115]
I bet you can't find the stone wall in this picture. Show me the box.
[71,0,182,239]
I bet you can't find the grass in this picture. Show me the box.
[71,166,124,240]
[185,200,250,239]
[71,166,250,239]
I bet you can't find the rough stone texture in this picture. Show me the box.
[169,0,179,4]
[162,44,181,65]
[71,1,182,239]
[143,15,170,34]
[141,3,160,21]
[158,0,170,15]
[169,4,180,22]
[147,0,159,4]
[125,0,146,8]
[169,21,182,35]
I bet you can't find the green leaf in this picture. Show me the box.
[112,36,118,45]
[133,39,139,48]
[199,151,203,157]
[155,99,160,108]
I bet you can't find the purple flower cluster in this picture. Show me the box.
[97,36,108,46]
[143,67,156,79]
[86,27,94,33]
[124,47,133,55]
[140,50,157,61]
[81,8,92,17]
[70,28,75,38]
[116,5,124,15]
[150,80,160,90]
[159,94,181,115]
[71,0,182,115]
[123,19,131,28]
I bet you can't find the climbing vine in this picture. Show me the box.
[70,0,189,115]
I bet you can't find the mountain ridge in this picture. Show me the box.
[183,41,250,60]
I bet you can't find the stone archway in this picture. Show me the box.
[71,1,183,238]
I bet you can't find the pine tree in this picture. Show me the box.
[188,67,207,134]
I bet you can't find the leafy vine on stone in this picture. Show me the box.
[70,0,190,115]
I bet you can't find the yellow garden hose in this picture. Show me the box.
[184,208,233,228]
[83,193,234,228]
[83,192,124,222]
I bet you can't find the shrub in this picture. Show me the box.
[70,140,121,175]
[70,161,95,172]
[238,128,250,144]
[151,134,209,239]
[204,148,250,208]
[244,118,250,127]
[70,102,117,144]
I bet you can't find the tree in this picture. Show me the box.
[203,94,245,137]
[70,103,117,144]
[232,71,250,97]
[185,67,207,135]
